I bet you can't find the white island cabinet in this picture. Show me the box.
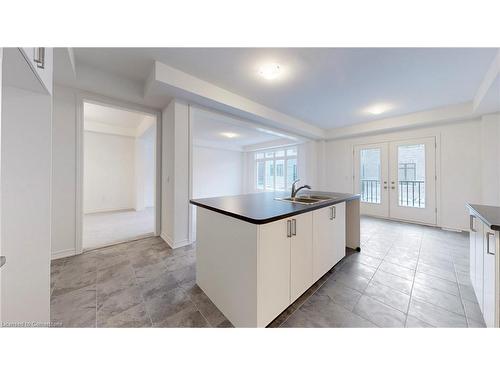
[193,192,359,327]
[313,203,346,282]
[467,203,500,328]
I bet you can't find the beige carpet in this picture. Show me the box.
[83,207,155,250]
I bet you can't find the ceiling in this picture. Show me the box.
[191,107,296,151]
[84,102,154,129]
[72,48,498,129]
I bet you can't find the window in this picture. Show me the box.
[398,162,416,181]
[255,147,298,191]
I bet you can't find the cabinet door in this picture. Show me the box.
[483,231,496,327]
[332,202,346,265]
[313,206,336,281]
[258,218,291,326]
[290,212,313,302]
[475,220,484,311]
[469,214,476,289]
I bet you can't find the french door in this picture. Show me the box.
[354,137,437,225]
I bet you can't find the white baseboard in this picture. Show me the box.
[84,207,134,214]
[160,233,191,249]
[52,248,76,260]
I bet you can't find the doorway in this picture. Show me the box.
[353,137,437,225]
[81,101,159,250]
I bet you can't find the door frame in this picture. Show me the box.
[352,134,441,226]
[75,91,162,254]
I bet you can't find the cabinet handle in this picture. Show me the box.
[0,255,6,269]
[34,47,45,69]
[469,215,476,232]
[287,220,291,238]
[329,206,336,220]
[291,219,296,236]
[486,232,495,255]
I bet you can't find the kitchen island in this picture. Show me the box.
[190,191,360,327]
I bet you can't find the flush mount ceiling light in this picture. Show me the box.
[364,103,394,115]
[258,63,281,80]
[220,132,239,139]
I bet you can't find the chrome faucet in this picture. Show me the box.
[291,179,311,198]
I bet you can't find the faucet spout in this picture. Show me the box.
[291,179,312,198]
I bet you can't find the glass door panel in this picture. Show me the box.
[265,160,274,190]
[360,148,381,204]
[275,159,285,191]
[397,144,425,208]
[354,143,389,218]
[286,158,297,190]
[389,138,436,224]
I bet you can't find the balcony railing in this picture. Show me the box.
[399,180,425,208]
[361,179,425,208]
[360,179,380,203]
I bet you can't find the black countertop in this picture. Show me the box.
[467,203,500,231]
[190,191,360,225]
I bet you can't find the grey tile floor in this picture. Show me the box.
[51,216,486,328]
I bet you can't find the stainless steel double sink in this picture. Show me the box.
[275,195,338,205]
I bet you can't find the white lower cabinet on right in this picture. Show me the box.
[469,212,499,328]
[312,202,346,282]
[483,230,497,328]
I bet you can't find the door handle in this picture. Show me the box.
[486,232,495,255]
[291,219,297,236]
[330,207,333,220]
[287,220,291,238]
[0,256,6,269]
[470,215,476,232]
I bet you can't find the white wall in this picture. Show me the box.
[192,146,244,199]
[480,113,500,206]
[84,131,136,213]
[1,84,51,322]
[161,99,190,248]
[322,117,500,231]
[135,126,155,210]
[52,85,78,257]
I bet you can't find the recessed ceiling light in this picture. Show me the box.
[364,103,393,115]
[220,132,239,138]
[258,63,281,80]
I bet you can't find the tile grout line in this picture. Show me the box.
[344,238,395,328]
[94,268,98,328]
[278,271,335,327]
[403,230,424,327]
[185,292,212,328]
[452,260,470,327]
[130,259,159,328]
